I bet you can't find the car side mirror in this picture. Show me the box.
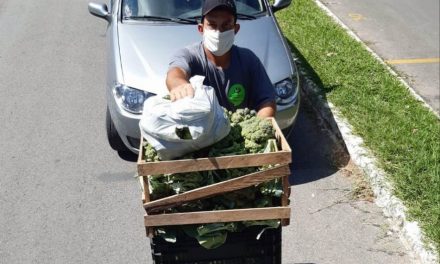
[88,2,111,21]
[272,0,292,12]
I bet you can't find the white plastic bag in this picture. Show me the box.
[139,76,231,160]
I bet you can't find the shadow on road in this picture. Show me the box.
[288,97,349,186]
[118,151,138,162]
[286,39,350,186]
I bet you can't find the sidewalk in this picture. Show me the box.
[281,101,414,263]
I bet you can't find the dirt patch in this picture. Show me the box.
[340,160,375,202]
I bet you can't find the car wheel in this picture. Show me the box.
[106,107,129,152]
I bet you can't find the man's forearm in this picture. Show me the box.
[167,78,189,91]
[166,67,189,91]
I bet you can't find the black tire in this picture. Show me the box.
[106,107,130,152]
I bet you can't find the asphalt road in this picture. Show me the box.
[0,1,413,263]
[320,0,440,113]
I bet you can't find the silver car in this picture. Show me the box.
[89,0,300,154]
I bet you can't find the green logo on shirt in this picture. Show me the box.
[228,84,245,106]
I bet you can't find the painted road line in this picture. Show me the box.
[348,13,365,21]
[386,58,440,65]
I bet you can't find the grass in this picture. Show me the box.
[275,0,440,252]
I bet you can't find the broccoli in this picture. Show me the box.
[210,124,243,149]
[143,108,276,158]
[142,108,283,249]
[244,139,264,154]
[143,141,160,162]
[240,116,275,153]
[228,107,256,125]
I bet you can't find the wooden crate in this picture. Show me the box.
[137,118,292,237]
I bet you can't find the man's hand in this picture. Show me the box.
[166,67,195,101]
[169,83,195,101]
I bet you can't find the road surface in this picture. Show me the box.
[0,0,414,263]
[320,0,440,113]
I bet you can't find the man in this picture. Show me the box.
[166,0,276,118]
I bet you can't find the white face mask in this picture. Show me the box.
[203,28,235,56]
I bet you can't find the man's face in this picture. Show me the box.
[198,8,240,34]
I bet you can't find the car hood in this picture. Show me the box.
[117,17,292,95]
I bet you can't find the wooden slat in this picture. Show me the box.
[281,176,290,207]
[144,165,291,212]
[271,118,291,152]
[140,176,150,204]
[138,151,291,176]
[140,177,146,203]
[139,177,154,237]
[281,175,291,226]
[137,118,292,176]
[144,207,291,227]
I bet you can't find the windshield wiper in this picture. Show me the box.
[187,15,202,21]
[124,15,197,24]
[236,13,257,20]
[187,13,256,21]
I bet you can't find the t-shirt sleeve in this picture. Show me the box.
[168,47,194,76]
[249,53,276,110]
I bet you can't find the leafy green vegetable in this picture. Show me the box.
[143,141,160,162]
[196,231,228,249]
[143,108,286,249]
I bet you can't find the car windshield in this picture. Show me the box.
[121,0,267,21]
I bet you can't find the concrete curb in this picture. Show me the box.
[290,2,439,263]
[298,67,438,264]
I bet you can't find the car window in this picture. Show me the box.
[121,0,267,19]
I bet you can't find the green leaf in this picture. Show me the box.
[242,220,280,229]
[182,225,199,238]
[197,231,228,249]
[197,222,237,236]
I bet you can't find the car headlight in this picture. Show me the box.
[275,75,299,105]
[113,84,155,114]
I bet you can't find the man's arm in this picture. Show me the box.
[257,101,276,118]
[243,48,277,118]
[166,67,195,101]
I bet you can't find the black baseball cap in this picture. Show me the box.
[202,0,237,19]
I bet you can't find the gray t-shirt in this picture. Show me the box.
[169,42,276,111]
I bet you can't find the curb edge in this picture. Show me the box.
[298,68,438,264]
[292,1,439,260]
[313,0,439,119]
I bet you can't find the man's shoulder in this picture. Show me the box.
[180,42,203,55]
[233,45,259,61]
